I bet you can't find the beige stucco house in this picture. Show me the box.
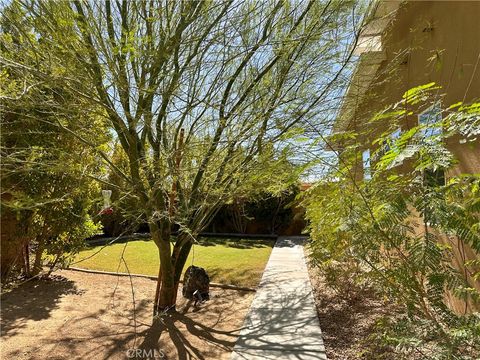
[333,0,480,312]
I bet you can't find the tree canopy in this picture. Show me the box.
[0,0,367,309]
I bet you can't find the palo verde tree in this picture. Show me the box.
[1,0,368,311]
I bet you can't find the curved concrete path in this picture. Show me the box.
[231,237,326,360]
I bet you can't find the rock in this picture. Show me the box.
[182,265,210,302]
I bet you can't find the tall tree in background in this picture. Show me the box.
[1,0,366,310]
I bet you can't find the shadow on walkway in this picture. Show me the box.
[231,236,326,360]
[274,236,308,248]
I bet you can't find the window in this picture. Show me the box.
[385,128,402,152]
[424,168,445,187]
[362,149,371,180]
[391,128,402,141]
[423,168,446,225]
[418,102,446,188]
[418,102,442,139]
[375,128,402,162]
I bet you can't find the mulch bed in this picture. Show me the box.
[307,265,397,359]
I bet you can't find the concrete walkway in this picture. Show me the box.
[231,237,326,360]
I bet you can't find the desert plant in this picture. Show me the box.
[304,83,480,359]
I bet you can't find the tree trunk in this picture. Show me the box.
[171,233,193,304]
[151,223,177,314]
[270,198,282,235]
[231,199,247,234]
[151,228,195,316]
[31,236,46,276]
[23,242,30,277]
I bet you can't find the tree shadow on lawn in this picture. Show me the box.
[85,237,275,251]
[197,237,275,249]
[205,266,264,288]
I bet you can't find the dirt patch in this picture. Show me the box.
[307,266,396,359]
[1,270,254,360]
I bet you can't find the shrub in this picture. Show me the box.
[304,84,480,359]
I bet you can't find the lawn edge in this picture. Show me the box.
[67,266,257,292]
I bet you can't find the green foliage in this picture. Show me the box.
[0,0,370,307]
[304,85,480,359]
[0,2,107,278]
[245,185,299,234]
[99,143,146,236]
[223,155,302,234]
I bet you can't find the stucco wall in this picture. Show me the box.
[342,1,480,313]
[350,1,479,154]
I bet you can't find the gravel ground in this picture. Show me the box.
[1,269,254,360]
[307,265,397,359]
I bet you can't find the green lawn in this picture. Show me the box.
[73,237,275,288]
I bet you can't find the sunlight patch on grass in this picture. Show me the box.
[73,237,275,288]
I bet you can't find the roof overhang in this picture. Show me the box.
[333,1,402,134]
